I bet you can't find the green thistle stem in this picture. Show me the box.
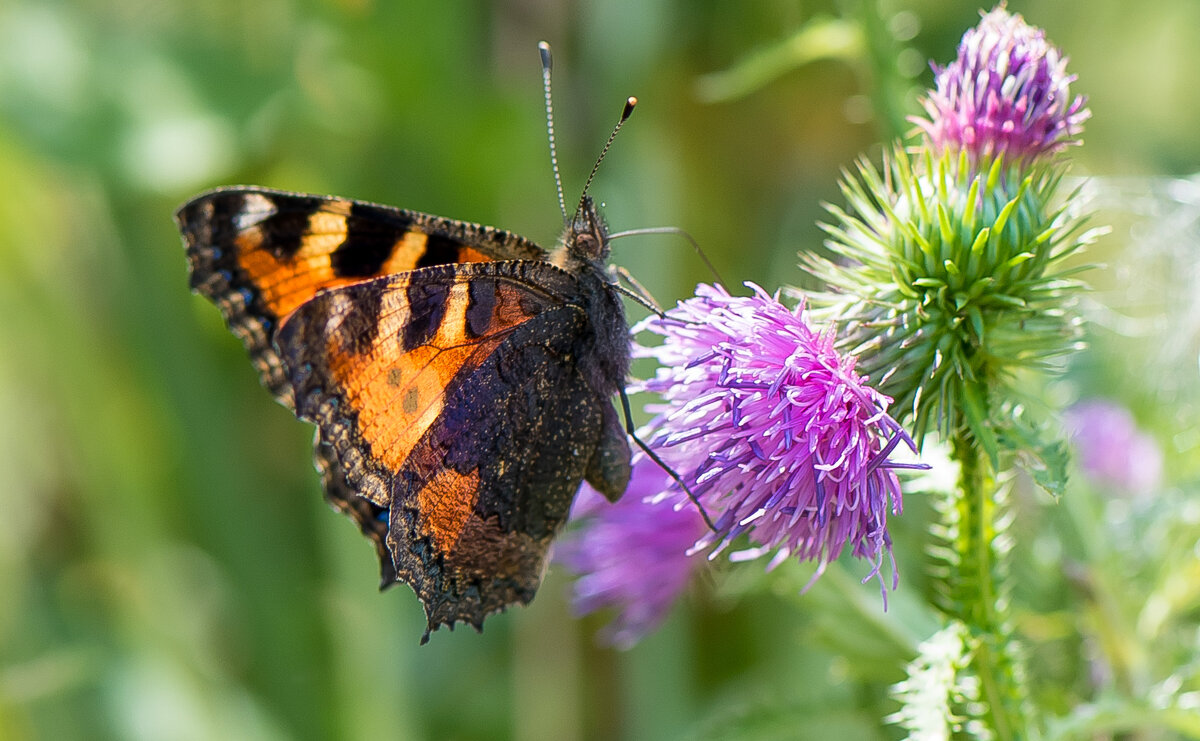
[952,422,1027,740]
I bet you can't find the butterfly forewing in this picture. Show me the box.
[175,187,546,408]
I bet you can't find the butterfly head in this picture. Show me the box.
[556,194,611,269]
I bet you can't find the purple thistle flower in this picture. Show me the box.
[913,5,1089,163]
[556,460,708,649]
[635,283,922,597]
[1065,399,1163,496]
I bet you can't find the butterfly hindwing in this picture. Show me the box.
[275,261,630,635]
[175,186,546,408]
[316,439,396,586]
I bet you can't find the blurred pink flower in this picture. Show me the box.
[1065,399,1163,495]
[557,460,707,649]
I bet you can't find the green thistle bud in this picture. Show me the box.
[804,147,1096,448]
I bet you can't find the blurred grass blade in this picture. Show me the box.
[695,17,863,103]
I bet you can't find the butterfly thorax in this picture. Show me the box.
[547,195,630,398]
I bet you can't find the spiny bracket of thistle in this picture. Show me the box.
[926,455,1015,627]
[801,145,1100,493]
[921,447,1031,734]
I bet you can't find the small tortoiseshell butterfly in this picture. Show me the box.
[176,44,640,641]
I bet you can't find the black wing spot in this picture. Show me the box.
[260,196,325,258]
[465,279,498,338]
[331,204,415,277]
[401,280,450,351]
[417,234,465,268]
[328,282,386,355]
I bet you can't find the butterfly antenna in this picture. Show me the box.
[610,226,728,287]
[538,42,569,224]
[576,96,637,219]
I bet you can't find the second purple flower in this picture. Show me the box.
[634,283,920,593]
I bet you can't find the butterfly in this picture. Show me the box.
[175,47,640,642]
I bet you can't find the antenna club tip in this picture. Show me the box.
[622,97,637,120]
[538,41,552,69]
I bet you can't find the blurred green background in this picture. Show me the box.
[1,1,1198,739]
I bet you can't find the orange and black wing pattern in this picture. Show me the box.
[175,186,546,409]
[275,261,628,638]
[177,186,633,640]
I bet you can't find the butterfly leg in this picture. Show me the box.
[610,266,666,318]
[617,387,717,531]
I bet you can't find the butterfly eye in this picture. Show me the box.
[575,233,600,258]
